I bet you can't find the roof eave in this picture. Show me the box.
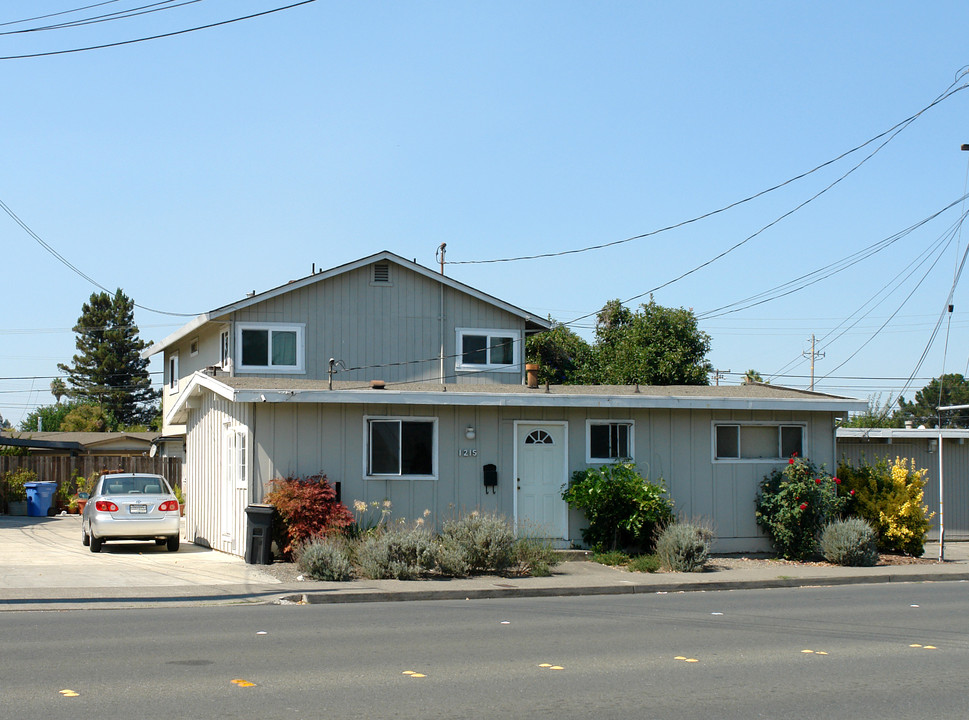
[227,388,866,413]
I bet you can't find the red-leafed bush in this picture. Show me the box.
[264,474,353,560]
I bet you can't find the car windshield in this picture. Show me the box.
[99,477,171,495]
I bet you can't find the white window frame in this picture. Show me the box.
[220,328,231,370]
[454,328,521,374]
[235,322,305,373]
[586,420,635,463]
[712,422,806,463]
[189,337,199,357]
[225,424,249,489]
[363,415,438,480]
[168,352,179,394]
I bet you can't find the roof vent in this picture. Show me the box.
[370,380,386,390]
[373,263,390,283]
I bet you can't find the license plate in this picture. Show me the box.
[129,504,148,514]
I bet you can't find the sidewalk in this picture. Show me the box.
[1,515,966,610]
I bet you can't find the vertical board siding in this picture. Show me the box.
[838,438,968,540]
[188,383,844,555]
[227,261,527,385]
[184,392,249,554]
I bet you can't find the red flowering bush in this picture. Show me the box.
[755,456,847,560]
[264,474,353,560]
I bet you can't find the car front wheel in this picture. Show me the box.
[82,526,90,547]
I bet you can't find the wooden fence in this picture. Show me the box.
[1,456,181,491]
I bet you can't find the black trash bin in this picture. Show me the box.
[244,504,275,565]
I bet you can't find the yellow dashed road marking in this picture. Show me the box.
[59,690,79,697]
[231,679,256,687]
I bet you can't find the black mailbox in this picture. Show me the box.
[483,464,497,494]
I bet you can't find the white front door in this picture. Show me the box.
[515,422,568,540]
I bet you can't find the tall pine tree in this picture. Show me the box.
[57,289,159,428]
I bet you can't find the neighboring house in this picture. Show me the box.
[837,427,969,540]
[145,251,866,556]
[0,431,159,456]
[0,431,181,489]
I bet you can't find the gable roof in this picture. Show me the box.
[144,251,551,358]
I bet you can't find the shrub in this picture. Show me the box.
[510,535,560,577]
[837,457,933,557]
[347,499,393,539]
[356,525,439,580]
[296,536,355,581]
[627,554,661,573]
[2,467,34,509]
[654,521,714,572]
[264,474,354,560]
[819,518,879,566]
[563,462,674,552]
[755,456,847,560]
[593,550,630,566]
[440,512,515,574]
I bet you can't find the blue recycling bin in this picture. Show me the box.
[25,481,57,517]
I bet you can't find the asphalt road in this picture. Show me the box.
[3,583,967,720]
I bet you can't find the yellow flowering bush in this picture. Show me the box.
[837,457,934,557]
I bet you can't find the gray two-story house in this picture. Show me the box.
[145,251,866,556]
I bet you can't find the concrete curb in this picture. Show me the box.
[278,571,969,605]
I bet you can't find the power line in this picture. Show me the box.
[0,1,193,35]
[446,80,968,267]
[697,194,969,320]
[0,196,197,317]
[0,0,316,60]
[0,1,125,28]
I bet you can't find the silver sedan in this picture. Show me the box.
[82,473,181,552]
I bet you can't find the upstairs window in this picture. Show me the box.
[236,323,305,373]
[168,353,179,393]
[455,329,519,373]
[587,421,633,462]
[714,423,804,461]
[220,329,230,368]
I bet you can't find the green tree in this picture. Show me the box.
[19,402,86,432]
[60,403,114,432]
[50,377,67,404]
[897,374,969,428]
[525,322,593,385]
[743,369,766,384]
[840,394,903,428]
[0,413,11,430]
[57,289,158,428]
[588,298,712,385]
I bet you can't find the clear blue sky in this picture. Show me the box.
[3,0,969,427]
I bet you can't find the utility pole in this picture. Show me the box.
[711,369,729,386]
[802,334,824,391]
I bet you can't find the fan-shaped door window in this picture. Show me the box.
[525,429,554,445]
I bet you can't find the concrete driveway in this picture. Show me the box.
[0,515,281,608]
